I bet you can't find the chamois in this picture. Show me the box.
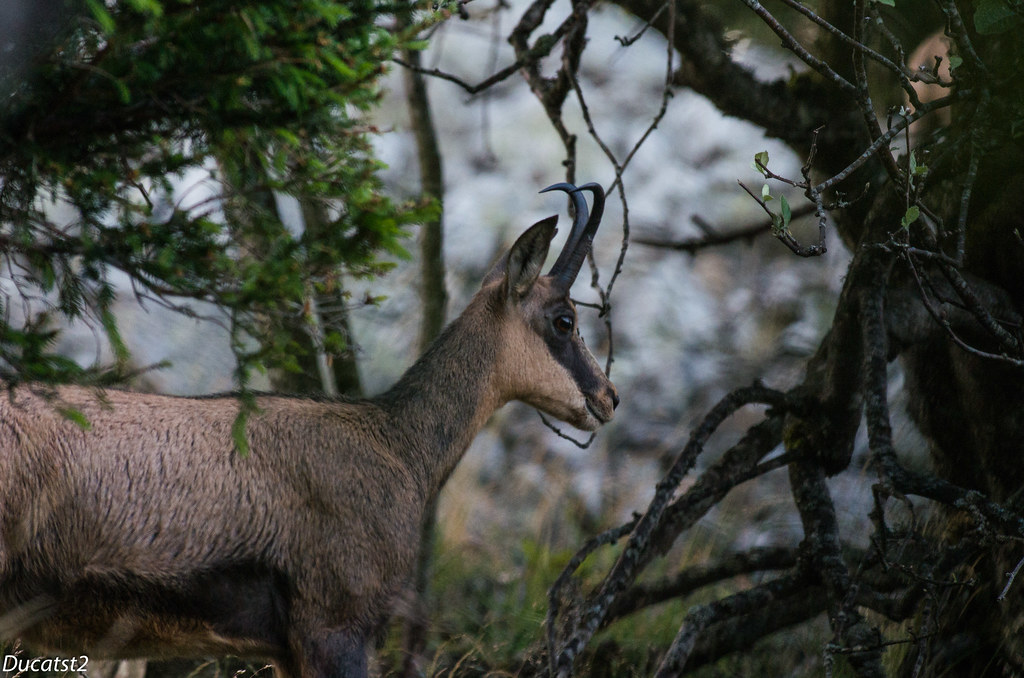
[0,183,618,678]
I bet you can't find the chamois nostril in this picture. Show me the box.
[611,389,620,410]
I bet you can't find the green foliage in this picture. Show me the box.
[0,0,435,389]
[411,529,829,676]
[752,150,771,176]
[900,205,920,229]
[752,151,794,236]
[421,537,576,671]
[974,0,1023,33]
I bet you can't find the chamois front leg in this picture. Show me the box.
[292,628,369,678]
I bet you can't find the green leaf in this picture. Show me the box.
[908,151,928,178]
[974,0,1020,34]
[901,205,921,229]
[321,51,357,80]
[85,0,116,33]
[38,260,57,292]
[232,407,251,457]
[100,308,131,365]
[532,34,559,56]
[276,128,301,146]
[874,0,896,6]
[780,195,792,228]
[115,79,131,104]
[57,407,92,431]
[311,3,352,24]
[752,150,770,176]
[762,183,772,201]
[125,0,164,16]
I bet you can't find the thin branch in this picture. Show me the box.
[393,0,583,98]
[735,0,858,97]
[390,55,523,96]
[938,262,1024,357]
[939,0,989,77]
[775,0,927,104]
[615,1,670,46]
[545,518,638,678]
[814,96,956,195]
[650,417,788,558]
[566,0,676,365]
[546,413,789,669]
[633,221,769,253]
[950,128,984,264]
[614,0,830,150]
[901,252,1024,367]
[654,573,809,677]
[998,555,1024,602]
[550,384,788,677]
[605,546,799,623]
[738,181,824,256]
[852,0,905,188]
[537,410,596,448]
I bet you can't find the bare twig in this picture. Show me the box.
[654,573,808,677]
[545,518,638,678]
[938,262,1024,357]
[774,0,924,104]
[737,180,825,256]
[614,1,670,46]
[736,0,858,97]
[550,384,788,677]
[814,97,955,195]
[951,134,982,265]
[900,252,1024,366]
[390,56,523,95]
[632,222,768,252]
[605,546,799,623]
[998,555,1024,602]
[852,0,905,188]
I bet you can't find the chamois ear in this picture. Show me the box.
[501,215,558,301]
[481,216,558,294]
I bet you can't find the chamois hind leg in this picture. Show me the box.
[293,628,369,678]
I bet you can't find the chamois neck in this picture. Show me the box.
[375,296,504,498]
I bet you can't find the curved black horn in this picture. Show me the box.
[547,182,605,287]
[540,182,589,280]
[577,182,605,240]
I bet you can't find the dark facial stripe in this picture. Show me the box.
[541,316,606,398]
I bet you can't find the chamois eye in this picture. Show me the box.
[553,314,574,334]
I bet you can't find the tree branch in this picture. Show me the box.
[653,573,811,677]
[605,546,799,623]
[549,384,789,677]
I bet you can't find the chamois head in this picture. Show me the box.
[483,182,618,431]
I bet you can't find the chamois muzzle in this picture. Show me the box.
[540,182,606,288]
